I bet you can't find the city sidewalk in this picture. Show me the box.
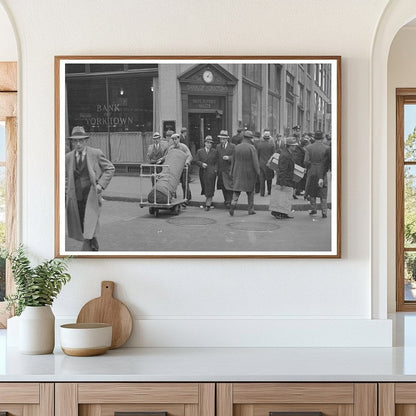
[103,172,332,211]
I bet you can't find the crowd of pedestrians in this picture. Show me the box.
[146,127,332,219]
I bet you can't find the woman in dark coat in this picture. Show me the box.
[269,137,297,219]
[194,136,218,211]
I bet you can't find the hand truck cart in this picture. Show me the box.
[139,163,189,218]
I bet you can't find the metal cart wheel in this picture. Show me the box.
[149,207,155,215]
[173,204,181,215]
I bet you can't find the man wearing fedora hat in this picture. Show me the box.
[231,128,244,145]
[65,126,115,251]
[194,135,219,211]
[147,132,168,186]
[179,127,189,148]
[229,130,260,216]
[304,130,329,218]
[216,130,235,208]
[257,129,276,197]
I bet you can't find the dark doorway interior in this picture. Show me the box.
[188,112,222,154]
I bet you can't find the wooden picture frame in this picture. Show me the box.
[55,56,341,258]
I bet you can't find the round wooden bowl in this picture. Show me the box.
[60,323,112,357]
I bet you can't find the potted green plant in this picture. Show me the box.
[4,245,71,354]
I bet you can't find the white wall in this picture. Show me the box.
[387,26,416,312]
[0,0,395,347]
[0,2,16,61]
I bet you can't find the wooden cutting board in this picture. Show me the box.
[76,281,133,349]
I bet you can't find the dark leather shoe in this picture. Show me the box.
[248,210,256,215]
[271,211,281,219]
[309,210,317,215]
[90,237,99,251]
[322,213,327,218]
[229,204,236,216]
[282,213,294,219]
[205,206,210,211]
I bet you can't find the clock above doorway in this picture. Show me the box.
[202,69,214,83]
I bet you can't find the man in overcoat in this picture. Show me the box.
[65,126,115,251]
[229,130,260,216]
[257,129,276,196]
[304,130,329,218]
[216,130,235,208]
[166,133,193,203]
[194,136,218,211]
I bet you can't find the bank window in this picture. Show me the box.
[66,72,154,164]
[396,90,416,311]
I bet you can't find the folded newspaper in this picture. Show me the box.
[266,152,305,183]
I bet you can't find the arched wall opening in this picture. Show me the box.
[371,1,416,319]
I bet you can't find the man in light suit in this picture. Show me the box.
[147,131,168,185]
[65,126,115,251]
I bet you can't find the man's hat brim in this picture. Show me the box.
[68,134,90,139]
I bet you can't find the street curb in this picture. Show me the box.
[103,195,331,212]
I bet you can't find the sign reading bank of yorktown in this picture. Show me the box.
[55,56,341,258]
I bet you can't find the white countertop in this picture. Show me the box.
[2,346,416,382]
[3,313,416,382]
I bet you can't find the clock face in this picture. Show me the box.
[203,70,213,83]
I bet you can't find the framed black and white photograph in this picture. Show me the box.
[55,56,341,258]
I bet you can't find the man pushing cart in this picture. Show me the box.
[139,133,192,217]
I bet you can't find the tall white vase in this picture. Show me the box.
[19,306,55,354]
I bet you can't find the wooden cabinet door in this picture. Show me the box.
[55,383,215,416]
[379,383,416,416]
[217,383,377,416]
[0,383,53,415]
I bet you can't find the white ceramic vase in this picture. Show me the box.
[19,305,55,354]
